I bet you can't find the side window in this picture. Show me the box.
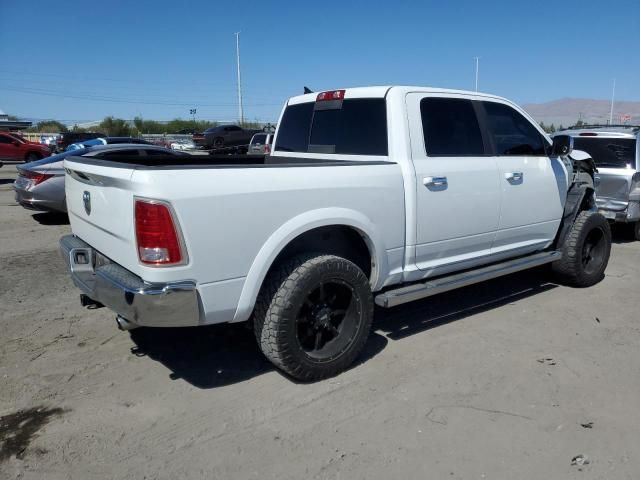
[482,102,546,156]
[0,135,13,144]
[95,149,140,159]
[143,149,171,156]
[420,98,484,156]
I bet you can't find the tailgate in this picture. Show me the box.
[596,168,634,209]
[64,158,140,273]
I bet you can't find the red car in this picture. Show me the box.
[0,132,51,162]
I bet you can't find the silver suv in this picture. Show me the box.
[556,126,640,239]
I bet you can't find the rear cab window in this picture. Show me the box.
[572,137,637,169]
[274,95,388,156]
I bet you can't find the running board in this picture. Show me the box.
[375,251,561,308]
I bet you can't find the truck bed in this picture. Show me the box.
[65,154,392,170]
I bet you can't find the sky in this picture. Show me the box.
[0,0,638,124]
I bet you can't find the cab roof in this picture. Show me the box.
[286,85,512,105]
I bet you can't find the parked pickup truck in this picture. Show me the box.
[60,86,611,381]
[192,124,262,151]
[554,126,640,240]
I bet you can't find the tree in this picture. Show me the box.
[27,120,68,133]
[98,116,131,136]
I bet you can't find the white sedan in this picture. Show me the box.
[170,140,196,151]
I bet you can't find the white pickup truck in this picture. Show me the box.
[60,86,611,380]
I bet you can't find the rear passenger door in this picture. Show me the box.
[407,94,500,275]
[479,101,566,255]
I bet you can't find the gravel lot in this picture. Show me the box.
[1,164,639,479]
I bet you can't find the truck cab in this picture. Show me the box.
[274,87,570,280]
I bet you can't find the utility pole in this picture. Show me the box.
[609,78,616,125]
[474,56,480,92]
[234,32,244,126]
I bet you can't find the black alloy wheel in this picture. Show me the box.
[254,253,374,381]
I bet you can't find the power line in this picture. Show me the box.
[0,84,282,107]
[0,70,286,97]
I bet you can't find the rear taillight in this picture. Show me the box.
[134,199,186,266]
[21,170,54,186]
[264,143,271,155]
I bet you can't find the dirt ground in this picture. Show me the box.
[1,164,639,479]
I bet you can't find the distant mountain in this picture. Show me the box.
[522,98,640,128]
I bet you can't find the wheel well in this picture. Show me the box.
[270,225,373,279]
[25,151,42,160]
[580,186,596,211]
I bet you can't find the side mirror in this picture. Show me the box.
[12,140,20,146]
[551,135,573,156]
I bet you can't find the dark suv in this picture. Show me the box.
[192,125,261,150]
[55,132,105,152]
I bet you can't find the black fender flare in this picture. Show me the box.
[552,182,596,250]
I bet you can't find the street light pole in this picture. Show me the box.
[234,32,244,126]
[474,56,480,92]
[609,78,616,125]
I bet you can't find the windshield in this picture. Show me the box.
[573,137,637,169]
[251,134,267,144]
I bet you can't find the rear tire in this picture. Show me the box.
[633,221,640,241]
[253,253,373,381]
[213,137,224,149]
[552,210,611,287]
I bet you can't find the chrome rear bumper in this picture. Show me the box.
[59,235,200,328]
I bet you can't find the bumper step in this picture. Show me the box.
[375,251,562,308]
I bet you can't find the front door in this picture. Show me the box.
[407,93,500,276]
[479,100,566,256]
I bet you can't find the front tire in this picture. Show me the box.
[254,253,373,381]
[25,152,41,162]
[552,211,611,287]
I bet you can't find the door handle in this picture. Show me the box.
[423,176,448,188]
[505,171,523,182]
